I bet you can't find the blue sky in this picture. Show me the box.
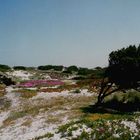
[0,0,140,68]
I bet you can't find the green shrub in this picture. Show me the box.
[74,130,90,139]
[104,90,140,112]
[73,89,81,94]
[62,70,72,74]
[0,64,11,72]
[0,75,15,86]
[33,132,54,140]
[13,66,26,70]
[67,65,78,73]
[90,67,106,79]
[38,65,63,71]
[72,76,86,80]
[78,68,94,75]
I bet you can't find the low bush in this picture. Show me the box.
[73,89,81,94]
[38,65,63,71]
[0,64,11,72]
[72,76,86,80]
[104,90,140,112]
[78,68,94,75]
[57,117,140,140]
[67,65,78,73]
[13,66,26,70]
[0,75,15,86]
[33,132,54,140]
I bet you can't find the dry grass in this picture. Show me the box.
[21,118,32,127]
[66,110,84,120]
[0,84,6,97]
[0,98,11,112]
[3,106,40,126]
[3,119,15,127]
[39,88,64,93]
[0,92,5,97]
[15,89,37,98]
[87,113,111,121]
[58,84,79,90]
[45,115,62,124]
[43,95,95,123]
[2,91,96,127]
[0,84,6,90]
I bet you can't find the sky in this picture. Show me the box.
[0,0,140,68]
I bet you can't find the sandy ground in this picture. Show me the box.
[6,71,32,80]
[0,87,139,140]
[0,86,96,140]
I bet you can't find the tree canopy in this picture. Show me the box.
[0,64,11,72]
[13,66,27,70]
[97,45,140,105]
[67,65,78,72]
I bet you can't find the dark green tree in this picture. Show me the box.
[38,65,63,71]
[78,68,93,75]
[67,65,78,73]
[0,75,15,86]
[97,45,140,105]
[0,64,11,72]
[13,66,26,70]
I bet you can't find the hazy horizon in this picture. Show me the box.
[0,0,140,68]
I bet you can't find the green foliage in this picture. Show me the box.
[107,45,140,89]
[67,65,78,72]
[72,76,86,80]
[0,64,11,72]
[97,45,140,105]
[38,65,63,71]
[57,117,140,140]
[78,68,94,75]
[103,90,140,112]
[53,65,63,71]
[33,132,54,140]
[90,67,106,79]
[26,67,36,71]
[73,89,81,94]
[62,70,72,74]
[0,75,15,86]
[74,130,90,140]
[13,66,26,70]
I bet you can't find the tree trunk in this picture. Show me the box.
[96,94,104,106]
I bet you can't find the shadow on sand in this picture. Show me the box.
[81,101,140,115]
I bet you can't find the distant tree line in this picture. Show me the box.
[0,64,105,81]
[0,65,28,71]
[37,65,105,78]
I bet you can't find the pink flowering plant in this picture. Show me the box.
[18,80,64,87]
